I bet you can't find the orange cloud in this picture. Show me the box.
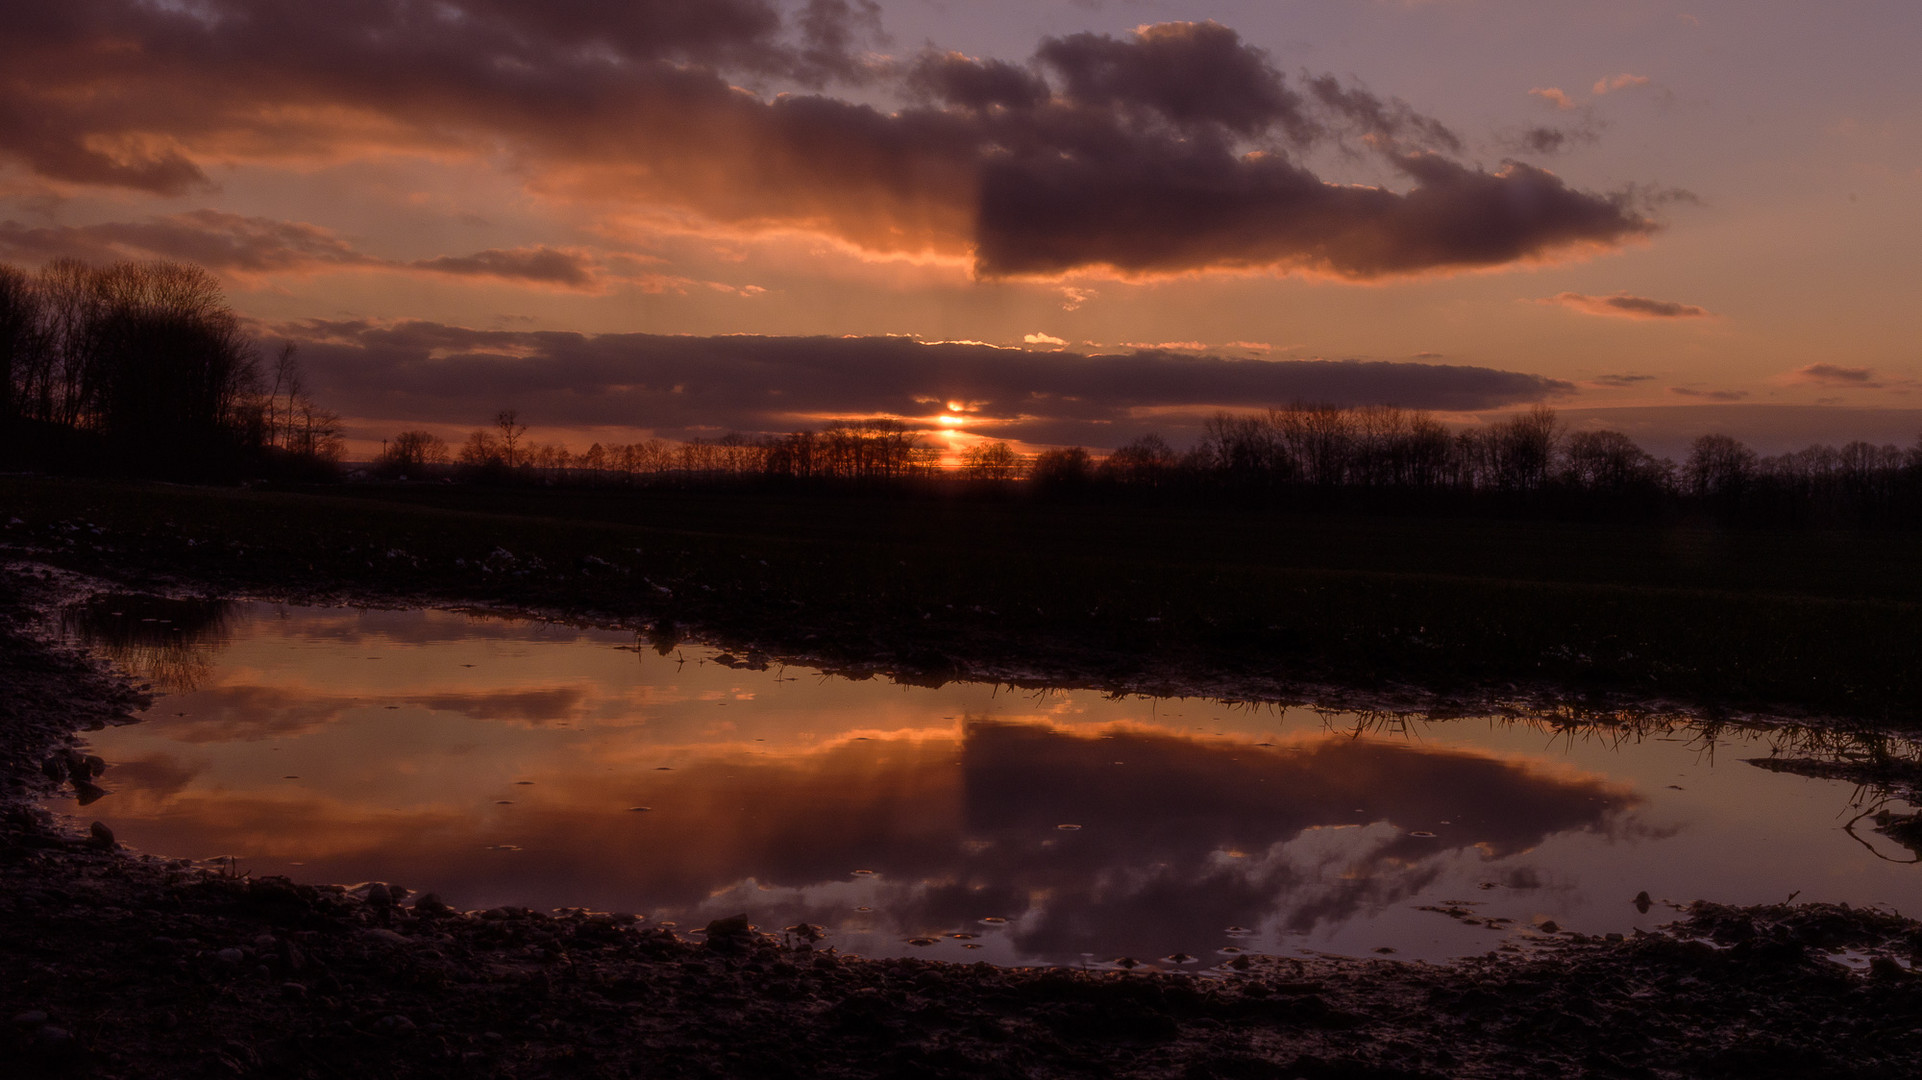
[0,8,1657,282]
[1592,73,1652,95]
[1529,87,1579,111]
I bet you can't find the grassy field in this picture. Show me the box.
[5,474,1920,723]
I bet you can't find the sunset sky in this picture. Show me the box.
[3,1,1918,458]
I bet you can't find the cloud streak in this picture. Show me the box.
[0,212,609,290]
[1780,363,1882,388]
[282,319,1574,446]
[1543,292,1711,319]
[0,6,1656,281]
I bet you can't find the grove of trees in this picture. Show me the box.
[0,258,339,477]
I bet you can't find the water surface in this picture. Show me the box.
[55,598,1918,968]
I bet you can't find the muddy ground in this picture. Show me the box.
[4,556,1922,1078]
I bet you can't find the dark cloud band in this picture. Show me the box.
[286,319,1572,445]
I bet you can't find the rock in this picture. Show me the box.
[1539,921,1560,934]
[1633,891,1653,914]
[704,913,752,942]
[12,1010,48,1028]
[87,820,114,850]
[412,893,451,916]
[366,928,410,945]
[74,781,107,806]
[375,1014,415,1035]
[1868,956,1908,981]
[215,948,245,964]
[364,883,393,906]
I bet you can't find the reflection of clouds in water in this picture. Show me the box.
[141,683,625,742]
[134,684,350,743]
[264,605,612,648]
[101,753,205,802]
[94,716,1638,964]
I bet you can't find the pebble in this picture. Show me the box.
[215,948,245,964]
[1868,957,1907,981]
[375,1014,415,1035]
[12,1010,49,1027]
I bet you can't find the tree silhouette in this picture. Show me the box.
[495,409,528,469]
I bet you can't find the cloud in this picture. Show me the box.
[1590,373,1657,388]
[282,319,1574,447]
[1543,292,1711,319]
[1023,332,1068,347]
[1529,87,1579,111]
[0,211,374,273]
[0,7,1656,282]
[407,247,599,288]
[1503,122,1603,157]
[1592,73,1651,95]
[0,212,609,290]
[1780,363,1882,388]
[1669,387,1748,401]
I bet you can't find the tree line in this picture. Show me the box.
[380,401,1922,524]
[0,258,340,477]
[7,255,1916,525]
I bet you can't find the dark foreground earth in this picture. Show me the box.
[5,565,1922,1079]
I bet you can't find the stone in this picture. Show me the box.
[12,1010,48,1027]
[215,948,245,964]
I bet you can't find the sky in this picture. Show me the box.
[2,0,1918,459]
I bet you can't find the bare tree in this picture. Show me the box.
[0,264,40,432]
[1686,434,1757,498]
[377,430,449,475]
[495,409,528,469]
[961,440,1025,481]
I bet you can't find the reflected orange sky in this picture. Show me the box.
[58,601,1920,965]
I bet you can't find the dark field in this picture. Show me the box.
[5,474,1920,725]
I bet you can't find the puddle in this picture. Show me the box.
[51,599,1919,968]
